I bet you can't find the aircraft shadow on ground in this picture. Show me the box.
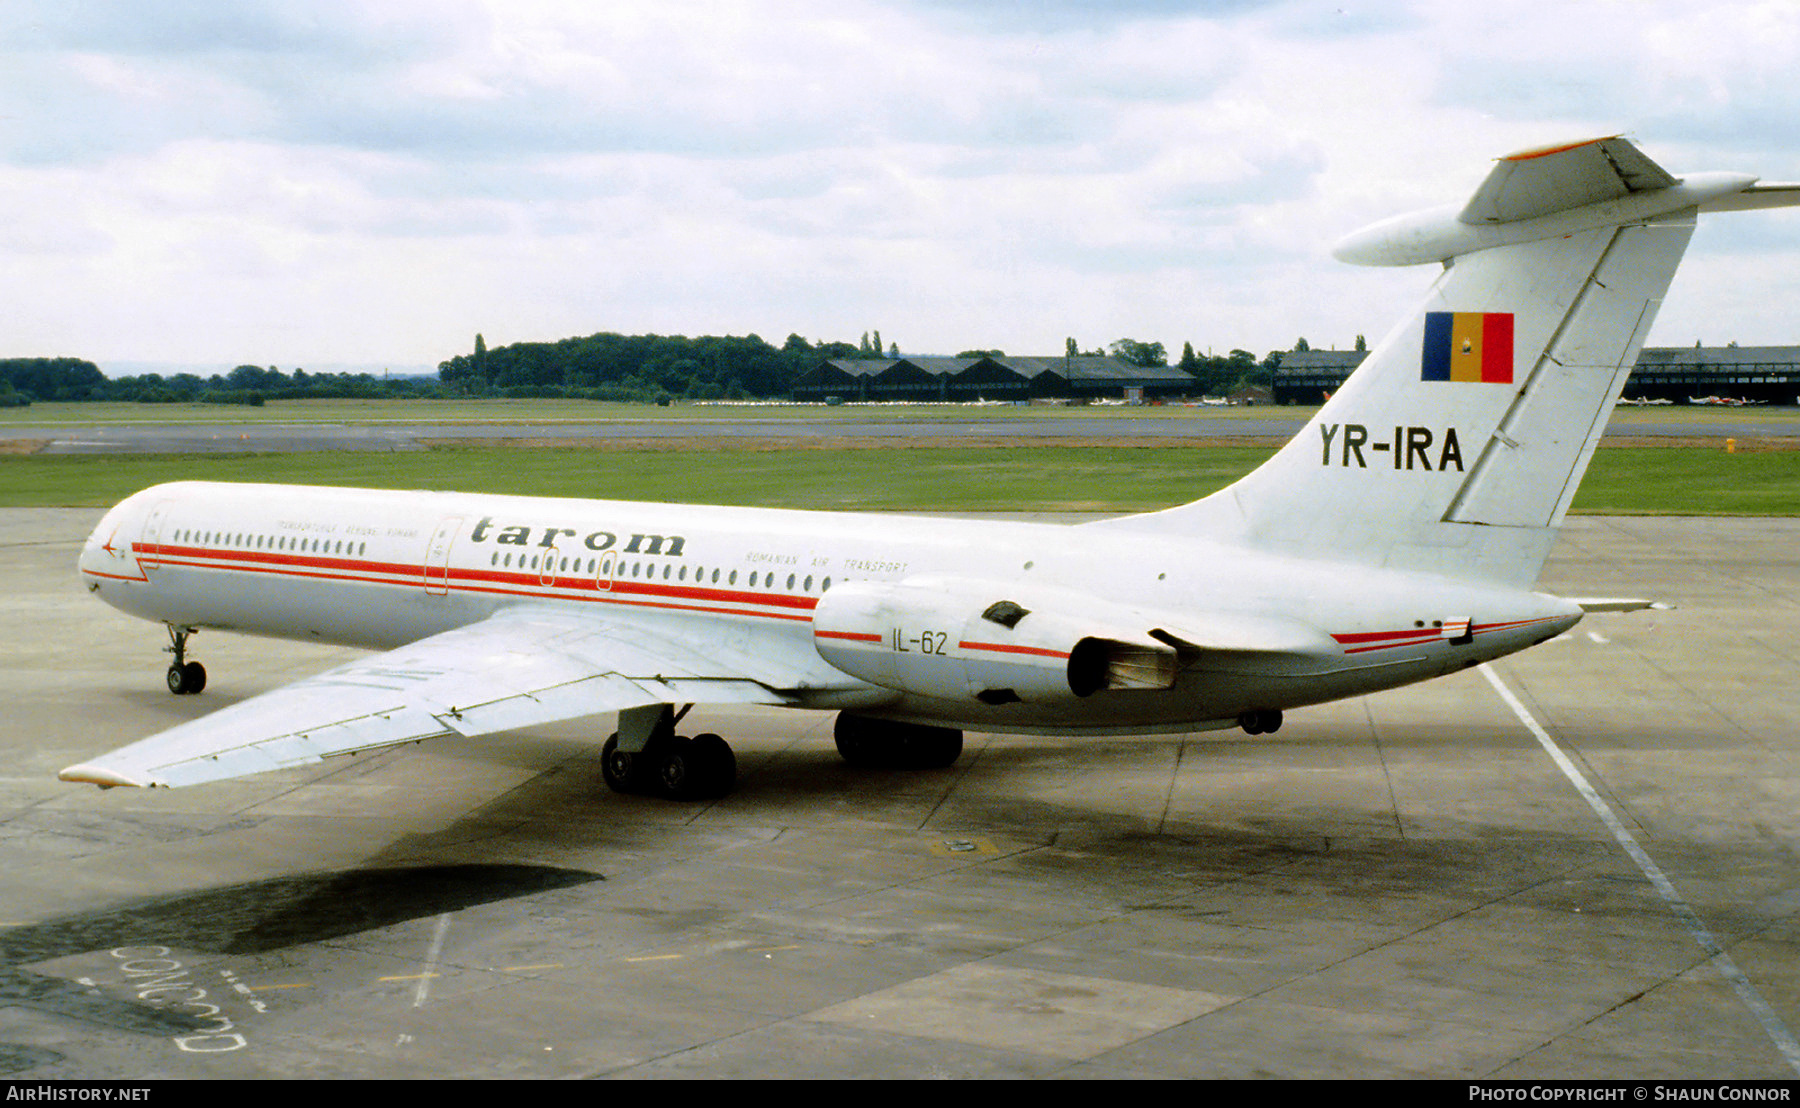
[0,862,602,1059]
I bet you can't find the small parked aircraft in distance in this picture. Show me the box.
[65,137,1800,800]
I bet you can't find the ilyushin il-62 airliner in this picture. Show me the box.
[65,137,1800,801]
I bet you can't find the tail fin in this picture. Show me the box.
[1108,137,1798,588]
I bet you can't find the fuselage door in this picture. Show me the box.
[539,544,560,589]
[594,550,617,592]
[424,517,461,596]
[138,499,173,578]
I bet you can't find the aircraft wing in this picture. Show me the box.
[59,605,831,789]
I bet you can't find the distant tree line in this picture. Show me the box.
[436,332,847,402]
[440,331,1289,401]
[0,358,447,407]
[3,329,1303,408]
[0,358,106,405]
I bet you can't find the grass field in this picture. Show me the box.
[3,442,1795,514]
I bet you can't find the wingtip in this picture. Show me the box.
[58,763,151,789]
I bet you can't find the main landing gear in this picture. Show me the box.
[833,714,963,770]
[601,707,967,802]
[1238,709,1283,735]
[164,625,206,695]
[602,704,736,802]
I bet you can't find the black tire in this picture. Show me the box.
[166,664,187,695]
[652,736,698,800]
[834,714,876,766]
[1240,709,1282,735]
[835,715,962,769]
[601,733,637,794]
[182,661,206,695]
[911,727,962,768]
[688,733,736,798]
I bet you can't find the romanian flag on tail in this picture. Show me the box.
[1422,312,1513,383]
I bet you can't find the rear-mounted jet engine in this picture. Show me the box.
[811,576,1181,706]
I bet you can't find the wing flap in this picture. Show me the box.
[435,673,779,736]
[61,604,813,789]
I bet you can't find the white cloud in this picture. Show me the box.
[2,0,1798,367]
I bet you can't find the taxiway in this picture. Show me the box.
[2,509,1797,1078]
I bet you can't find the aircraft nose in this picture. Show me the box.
[78,504,133,583]
[77,525,109,581]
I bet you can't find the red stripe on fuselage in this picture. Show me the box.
[958,640,1069,659]
[814,630,882,643]
[1332,615,1562,655]
[139,543,823,624]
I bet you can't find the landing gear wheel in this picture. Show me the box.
[688,733,736,798]
[652,734,736,801]
[653,736,698,799]
[1239,709,1283,735]
[834,718,875,767]
[601,733,640,794]
[834,715,963,769]
[166,660,207,695]
[912,727,963,768]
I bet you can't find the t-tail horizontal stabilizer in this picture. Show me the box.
[1104,137,1800,589]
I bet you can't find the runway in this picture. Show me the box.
[4,409,1794,453]
[3,509,1798,1078]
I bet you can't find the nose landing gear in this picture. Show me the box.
[164,625,206,695]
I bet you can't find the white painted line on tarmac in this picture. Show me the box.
[1481,664,1800,1076]
[414,913,452,1008]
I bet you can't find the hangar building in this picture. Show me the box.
[1272,345,1800,405]
[791,355,1197,403]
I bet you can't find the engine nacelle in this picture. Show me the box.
[811,576,1180,706]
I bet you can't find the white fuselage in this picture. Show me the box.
[78,481,1581,735]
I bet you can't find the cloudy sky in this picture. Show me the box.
[4,0,1799,375]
